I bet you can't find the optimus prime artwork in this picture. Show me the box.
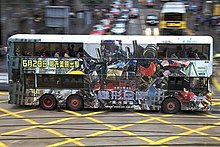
[80,39,212,113]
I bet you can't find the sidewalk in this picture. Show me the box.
[0,73,8,91]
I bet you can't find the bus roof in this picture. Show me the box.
[8,34,213,44]
[161,2,186,13]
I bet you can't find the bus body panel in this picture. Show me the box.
[7,35,213,112]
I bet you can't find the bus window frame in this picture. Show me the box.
[157,43,210,60]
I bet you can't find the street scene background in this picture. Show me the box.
[1,0,220,146]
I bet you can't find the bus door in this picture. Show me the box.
[9,56,25,105]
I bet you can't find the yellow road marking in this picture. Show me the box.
[197,112,219,119]
[1,126,37,136]
[214,121,220,125]
[212,76,220,92]
[47,138,85,147]
[45,117,76,125]
[0,100,7,104]
[212,99,220,102]
[0,92,8,95]
[48,116,157,146]
[1,106,220,147]
[1,109,107,146]
[133,112,150,117]
[213,102,220,106]
[50,111,175,146]
[211,137,220,141]
[0,108,39,125]
[63,110,106,117]
[48,111,158,146]
[154,125,215,144]
[53,110,220,147]
[153,117,171,124]
[0,142,7,147]
[122,130,156,144]
[0,109,37,117]
[0,108,86,146]
[174,125,208,135]
[135,111,220,145]
[216,69,220,77]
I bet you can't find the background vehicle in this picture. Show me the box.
[7,35,213,114]
[100,19,112,32]
[0,46,7,57]
[129,8,139,18]
[146,0,156,8]
[110,23,126,35]
[145,15,159,25]
[90,24,106,35]
[110,8,121,18]
[103,13,114,22]
[159,2,187,35]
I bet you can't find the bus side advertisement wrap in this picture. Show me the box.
[7,35,213,114]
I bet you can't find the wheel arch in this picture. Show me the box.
[39,93,57,103]
[161,96,181,107]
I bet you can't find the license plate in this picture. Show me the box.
[167,23,180,27]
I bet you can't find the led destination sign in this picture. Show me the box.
[22,59,80,68]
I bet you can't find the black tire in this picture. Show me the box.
[162,98,180,114]
[66,95,84,111]
[39,95,57,110]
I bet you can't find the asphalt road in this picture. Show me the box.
[0,93,220,147]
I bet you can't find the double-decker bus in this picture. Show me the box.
[7,34,213,114]
[160,2,187,35]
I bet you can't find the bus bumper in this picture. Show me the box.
[160,28,185,35]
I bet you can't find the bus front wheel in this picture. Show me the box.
[39,95,57,110]
[66,95,84,111]
[162,98,180,114]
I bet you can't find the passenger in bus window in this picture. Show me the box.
[76,47,84,57]
[68,44,76,57]
[194,49,200,59]
[176,45,186,58]
[25,50,33,56]
[64,50,70,57]
[187,48,195,58]
[54,49,61,57]
[198,52,208,59]
[40,51,46,57]
[15,49,22,56]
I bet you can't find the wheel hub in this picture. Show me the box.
[43,98,53,108]
[71,99,79,107]
[167,102,175,110]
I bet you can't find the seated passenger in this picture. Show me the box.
[64,50,70,57]
[68,44,76,57]
[54,49,60,57]
[76,47,84,57]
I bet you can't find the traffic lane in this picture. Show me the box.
[1,94,220,146]
[140,7,160,35]
[127,18,143,35]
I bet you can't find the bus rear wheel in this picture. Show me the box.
[39,95,57,110]
[66,95,84,111]
[162,98,180,114]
